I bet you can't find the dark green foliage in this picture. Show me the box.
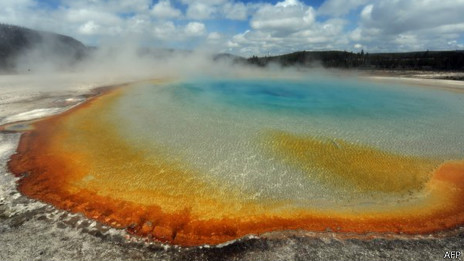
[247,50,464,71]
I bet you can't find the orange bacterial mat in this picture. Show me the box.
[7,82,464,246]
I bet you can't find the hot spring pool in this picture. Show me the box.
[9,77,464,246]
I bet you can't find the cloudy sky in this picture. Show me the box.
[2,0,464,56]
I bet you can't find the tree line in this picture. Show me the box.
[247,50,464,71]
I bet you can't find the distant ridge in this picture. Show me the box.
[247,50,464,71]
[0,24,88,72]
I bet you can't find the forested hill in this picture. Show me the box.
[247,50,464,71]
[0,24,88,72]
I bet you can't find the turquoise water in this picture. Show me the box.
[106,77,464,204]
[124,77,464,155]
[173,78,449,119]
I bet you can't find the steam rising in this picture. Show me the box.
[3,26,322,83]
[0,28,328,126]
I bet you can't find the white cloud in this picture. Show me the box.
[110,0,151,12]
[351,0,464,51]
[184,22,206,36]
[65,9,121,24]
[151,0,182,19]
[186,2,217,20]
[0,0,46,29]
[275,0,299,8]
[360,4,373,21]
[0,0,215,48]
[223,0,351,55]
[127,15,151,34]
[223,2,248,20]
[447,40,464,49]
[63,8,125,38]
[182,0,250,20]
[318,0,368,16]
[208,32,221,40]
[361,1,464,34]
[78,21,100,35]
[349,28,362,42]
[180,0,227,5]
[62,0,151,13]
[250,0,315,34]
[150,21,210,45]
[226,17,349,56]
[153,21,177,40]
[1,0,463,55]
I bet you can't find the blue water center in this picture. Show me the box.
[171,78,458,119]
